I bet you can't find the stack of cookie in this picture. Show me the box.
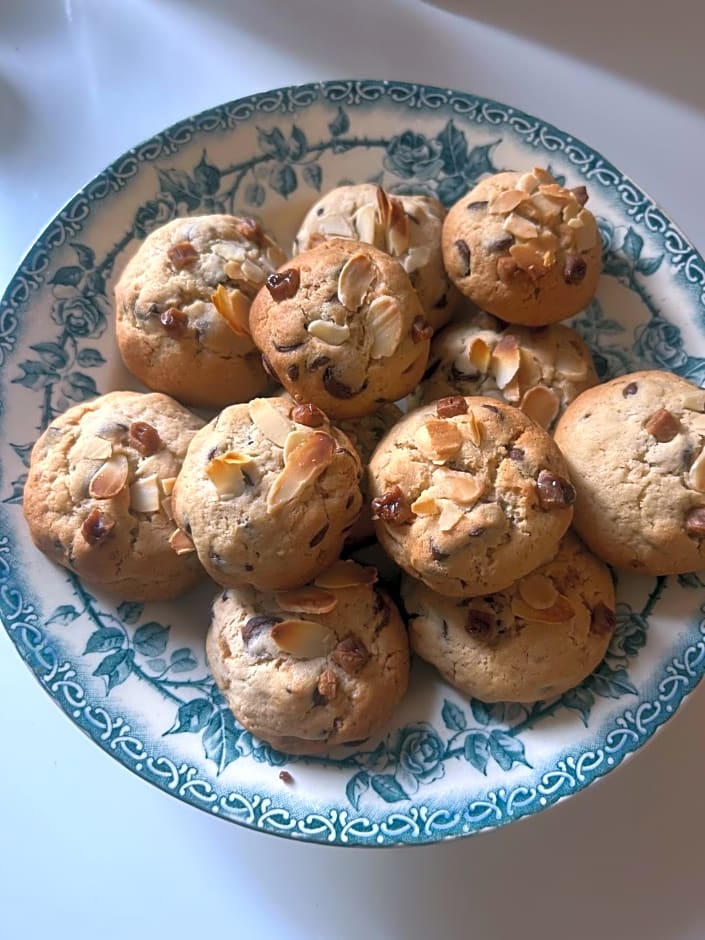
[22,166,705,755]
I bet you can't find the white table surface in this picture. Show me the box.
[2,2,704,937]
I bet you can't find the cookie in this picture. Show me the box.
[23,391,205,601]
[294,183,457,329]
[338,402,403,544]
[248,238,431,419]
[442,168,601,326]
[206,560,409,754]
[420,309,599,431]
[401,531,616,703]
[172,396,363,590]
[115,214,287,409]
[554,370,705,574]
[368,397,575,597]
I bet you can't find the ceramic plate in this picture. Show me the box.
[3,80,705,847]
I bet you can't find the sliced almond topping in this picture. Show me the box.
[438,502,465,532]
[129,474,161,513]
[502,374,522,404]
[267,432,336,512]
[386,198,409,257]
[169,528,195,555]
[512,592,575,624]
[509,242,550,279]
[516,171,540,193]
[468,336,492,373]
[211,283,251,337]
[520,385,561,429]
[71,436,112,462]
[561,199,581,223]
[307,318,350,345]
[314,559,378,589]
[283,427,314,462]
[682,392,705,411]
[687,448,705,493]
[463,411,483,447]
[530,191,564,223]
[410,491,440,516]
[161,496,174,520]
[402,244,432,274]
[572,212,599,252]
[414,418,463,462]
[89,454,129,499]
[532,168,555,184]
[338,252,376,311]
[319,214,354,238]
[240,257,266,285]
[206,453,249,499]
[368,295,402,359]
[432,468,485,504]
[503,213,539,241]
[353,203,378,245]
[491,334,521,389]
[488,189,530,215]
[518,573,558,610]
[555,343,589,380]
[161,476,177,496]
[517,347,543,390]
[249,398,293,447]
[271,618,334,659]
[275,587,338,615]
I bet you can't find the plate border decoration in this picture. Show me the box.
[2,79,705,846]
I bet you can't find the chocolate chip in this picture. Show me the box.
[436,396,468,418]
[273,340,304,353]
[316,206,325,216]
[261,353,279,382]
[278,770,294,784]
[309,355,330,371]
[454,239,471,276]
[160,307,188,335]
[465,609,494,637]
[564,255,587,285]
[485,234,515,253]
[309,523,329,547]
[241,615,281,645]
[345,493,354,509]
[411,316,433,344]
[167,241,198,269]
[570,186,589,207]
[81,508,115,546]
[129,421,162,456]
[623,382,638,397]
[331,634,370,675]
[323,367,354,399]
[466,200,488,211]
[430,541,450,561]
[590,603,617,636]
[536,469,576,510]
[468,526,486,537]
[236,217,265,246]
[291,402,326,427]
[266,268,300,301]
[371,485,416,525]
[508,447,524,462]
[644,408,680,443]
[685,507,705,537]
[433,292,449,309]
[286,364,300,381]
[482,404,500,415]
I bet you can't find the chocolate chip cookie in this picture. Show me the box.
[420,309,599,431]
[294,182,457,329]
[172,396,363,590]
[23,391,205,600]
[368,397,575,597]
[206,559,410,754]
[115,214,287,409]
[442,168,601,326]
[248,238,432,419]
[401,531,616,703]
[554,369,705,574]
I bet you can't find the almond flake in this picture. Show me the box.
[206,453,248,499]
[438,502,465,532]
[516,171,540,193]
[530,192,564,223]
[532,168,555,184]
[562,200,581,223]
[89,454,129,499]
[687,448,705,493]
[283,427,314,462]
[555,343,589,380]
[241,257,266,285]
[488,189,530,215]
[432,468,485,504]
[71,436,112,462]
[161,496,174,520]
[161,477,177,496]
[275,587,338,615]
[211,283,251,337]
[129,474,161,513]
[512,592,575,624]
[386,198,409,257]
[682,392,705,411]
[537,183,572,202]
[572,212,598,251]
[249,398,293,447]
[410,492,440,515]
[503,213,539,241]
[414,418,463,462]
[517,347,543,390]
[491,334,521,389]
[468,336,492,373]
[518,574,558,610]
[401,244,432,275]
[319,214,355,238]
[267,432,336,512]
[169,528,196,555]
[463,411,483,447]
[338,252,376,311]
[509,242,550,279]
[353,203,378,245]
[368,295,402,359]
[520,385,561,429]
[271,618,334,659]
[502,375,522,404]
[314,559,378,589]
[307,318,350,345]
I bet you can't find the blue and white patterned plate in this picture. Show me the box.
[3,80,705,847]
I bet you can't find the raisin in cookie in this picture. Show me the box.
[115,214,287,409]
[555,370,705,574]
[442,168,601,326]
[207,560,409,754]
[401,531,616,703]
[248,239,431,419]
[420,309,598,431]
[172,396,363,590]
[368,397,575,597]
[23,391,205,600]
[294,183,457,329]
